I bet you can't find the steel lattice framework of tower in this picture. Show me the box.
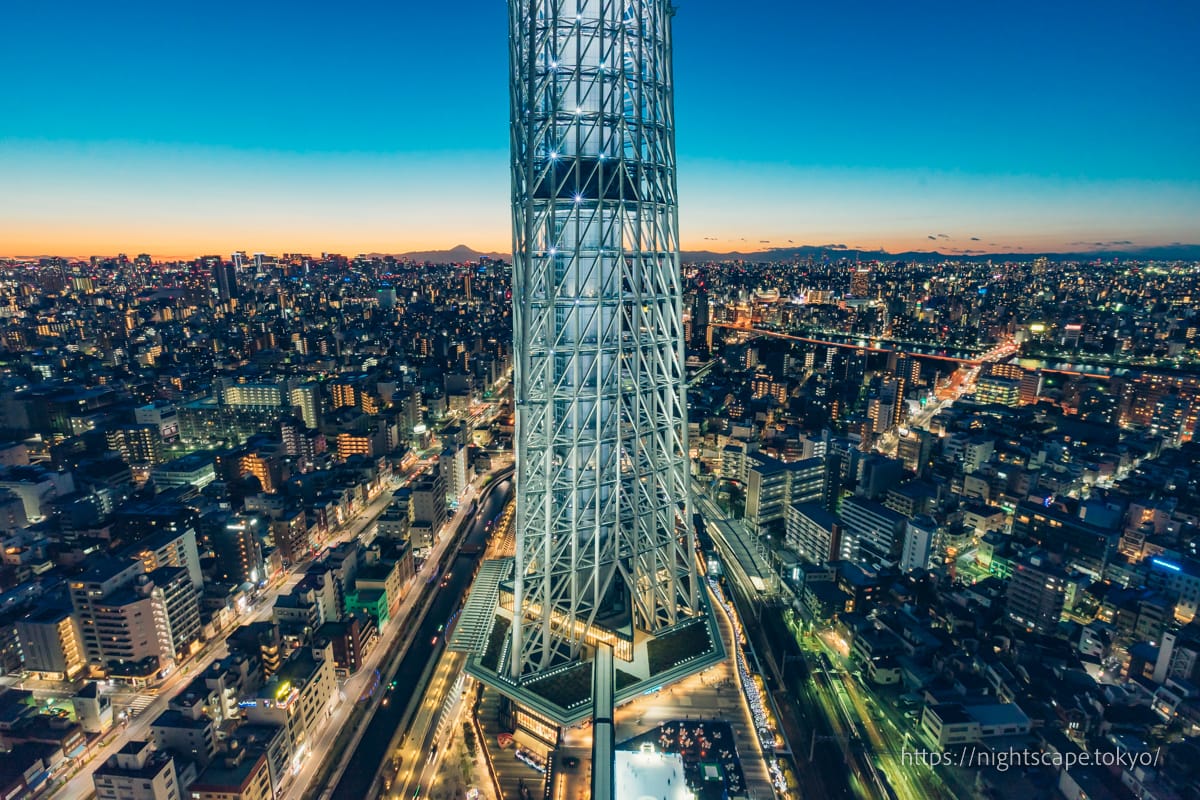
[509,0,699,680]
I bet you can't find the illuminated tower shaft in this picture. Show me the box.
[510,0,697,678]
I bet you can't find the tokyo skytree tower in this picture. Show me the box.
[508,0,700,680]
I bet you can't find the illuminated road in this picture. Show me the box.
[801,623,951,800]
[875,362,979,458]
[393,650,469,800]
[712,322,1019,366]
[696,480,899,800]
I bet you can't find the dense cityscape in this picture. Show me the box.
[0,248,1197,800]
[3,0,1199,798]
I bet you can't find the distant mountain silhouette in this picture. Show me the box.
[679,243,1200,263]
[377,241,1200,264]
[367,244,509,263]
[10,242,1198,264]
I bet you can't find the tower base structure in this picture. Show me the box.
[454,558,725,730]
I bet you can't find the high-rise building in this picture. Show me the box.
[148,566,203,662]
[785,502,844,564]
[745,455,791,535]
[242,643,336,762]
[221,381,286,409]
[891,354,921,387]
[463,0,720,729]
[900,515,937,572]
[850,267,871,297]
[840,496,907,566]
[329,380,358,411]
[1006,551,1067,634]
[288,383,322,430]
[438,445,468,504]
[744,454,825,535]
[897,427,935,477]
[269,509,310,565]
[129,525,205,591]
[213,260,239,303]
[406,479,442,530]
[70,555,198,673]
[975,375,1021,407]
[866,376,906,434]
[106,424,166,466]
[1019,370,1043,405]
[134,402,180,440]
[15,606,85,680]
[214,516,266,585]
[690,288,710,351]
[984,362,1024,381]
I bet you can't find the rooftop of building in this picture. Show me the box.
[274,589,316,609]
[148,565,188,585]
[229,722,286,747]
[22,604,72,624]
[347,587,385,603]
[805,581,852,604]
[74,681,100,700]
[75,554,140,584]
[841,495,907,523]
[126,526,196,558]
[118,739,151,756]
[189,747,265,792]
[927,703,974,725]
[355,562,395,581]
[0,741,58,788]
[151,709,212,731]
[0,689,36,727]
[965,702,1030,727]
[97,743,174,780]
[836,560,884,586]
[747,452,790,474]
[156,452,215,471]
[789,501,838,528]
[255,647,324,700]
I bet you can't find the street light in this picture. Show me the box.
[779,652,801,683]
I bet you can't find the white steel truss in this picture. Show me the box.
[509,0,699,680]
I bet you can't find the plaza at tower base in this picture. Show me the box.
[456,556,725,731]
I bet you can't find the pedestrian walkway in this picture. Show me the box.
[126,694,156,718]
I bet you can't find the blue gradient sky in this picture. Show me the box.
[2,0,1197,256]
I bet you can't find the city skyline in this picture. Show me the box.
[4,0,1198,258]
[2,2,1199,799]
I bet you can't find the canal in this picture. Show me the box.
[330,477,513,800]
